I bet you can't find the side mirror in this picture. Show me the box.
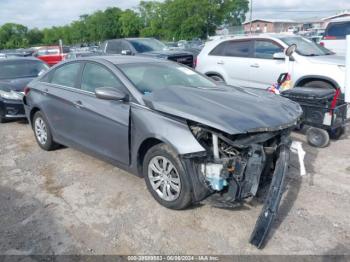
[121,50,132,55]
[95,87,127,101]
[273,52,286,60]
[285,44,297,57]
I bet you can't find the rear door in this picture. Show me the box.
[323,21,350,55]
[249,39,287,89]
[38,61,84,144]
[70,61,130,165]
[213,40,254,87]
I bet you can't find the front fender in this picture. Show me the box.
[130,104,206,170]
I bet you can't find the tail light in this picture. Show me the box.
[194,57,198,68]
[320,42,325,46]
[24,87,30,96]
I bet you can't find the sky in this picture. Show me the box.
[0,0,350,29]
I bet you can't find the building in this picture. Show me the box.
[242,19,300,33]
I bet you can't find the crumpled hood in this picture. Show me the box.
[143,86,302,135]
[0,77,34,92]
[307,55,345,66]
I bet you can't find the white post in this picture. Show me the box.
[345,35,350,103]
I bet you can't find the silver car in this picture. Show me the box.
[23,56,302,248]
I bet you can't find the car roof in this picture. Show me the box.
[76,55,168,65]
[206,33,298,46]
[327,17,350,23]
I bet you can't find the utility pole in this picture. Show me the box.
[249,0,253,34]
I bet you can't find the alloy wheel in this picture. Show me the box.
[34,117,48,145]
[148,156,181,201]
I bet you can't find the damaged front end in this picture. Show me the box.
[183,123,293,248]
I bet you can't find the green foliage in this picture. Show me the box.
[0,0,249,49]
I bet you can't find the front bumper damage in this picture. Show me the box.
[183,125,292,248]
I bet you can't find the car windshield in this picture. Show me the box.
[280,36,332,56]
[0,60,48,79]
[128,39,167,53]
[118,62,217,94]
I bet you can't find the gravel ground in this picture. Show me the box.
[0,121,350,255]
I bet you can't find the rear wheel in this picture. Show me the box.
[143,143,192,210]
[303,81,334,89]
[306,127,330,148]
[330,127,345,140]
[33,111,58,151]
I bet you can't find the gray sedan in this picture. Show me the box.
[23,56,302,248]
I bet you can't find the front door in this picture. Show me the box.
[249,40,290,89]
[71,62,130,165]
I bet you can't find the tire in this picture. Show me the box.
[143,143,192,210]
[330,127,345,140]
[0,109,6,123]
[209,75,225,84]
[33,111,58,151]
[303,81,334,89]
[306,127,330,148]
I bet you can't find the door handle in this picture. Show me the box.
[250,63,260,68]
[217,60,224,65]
[73,100,83,109]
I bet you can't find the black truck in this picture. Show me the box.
[101,38,194,68]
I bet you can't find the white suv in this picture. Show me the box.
[321,17,350,56]
[196,34,346,92]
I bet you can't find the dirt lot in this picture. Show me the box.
[0,121,350,255]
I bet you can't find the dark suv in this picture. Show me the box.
[101,38,194,67]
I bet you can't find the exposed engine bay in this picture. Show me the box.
[189,124,291,202]
[185,122,293,248]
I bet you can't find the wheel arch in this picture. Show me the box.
[29,106,41,128]
[205,71,225,81]
[294,75,340,89]
[136,137,164,177]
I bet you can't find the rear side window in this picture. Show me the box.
[51,63,81,88]
[254,40,283,59]
[81,63,123,93]
[210,40,253,58]
[209,42,227,56]
[325,21,350,39]
[224,41,253,57]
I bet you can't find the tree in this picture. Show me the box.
[119,9,142,37]
[0,23,28,49]
[27,28,44,45]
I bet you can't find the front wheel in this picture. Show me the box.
[306,127,330,148]
[143,144,192,210]
[0,108,6,123]
[33,111,59,151]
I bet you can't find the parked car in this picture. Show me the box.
[321,17,350,55]
[23,55,302,248]
[34,46,70,66]
[66,51,100,60]
[101,38,194,67]
[0,57,48,123]
[196,34,345,92]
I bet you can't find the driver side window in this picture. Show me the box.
[81,63,123,93]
